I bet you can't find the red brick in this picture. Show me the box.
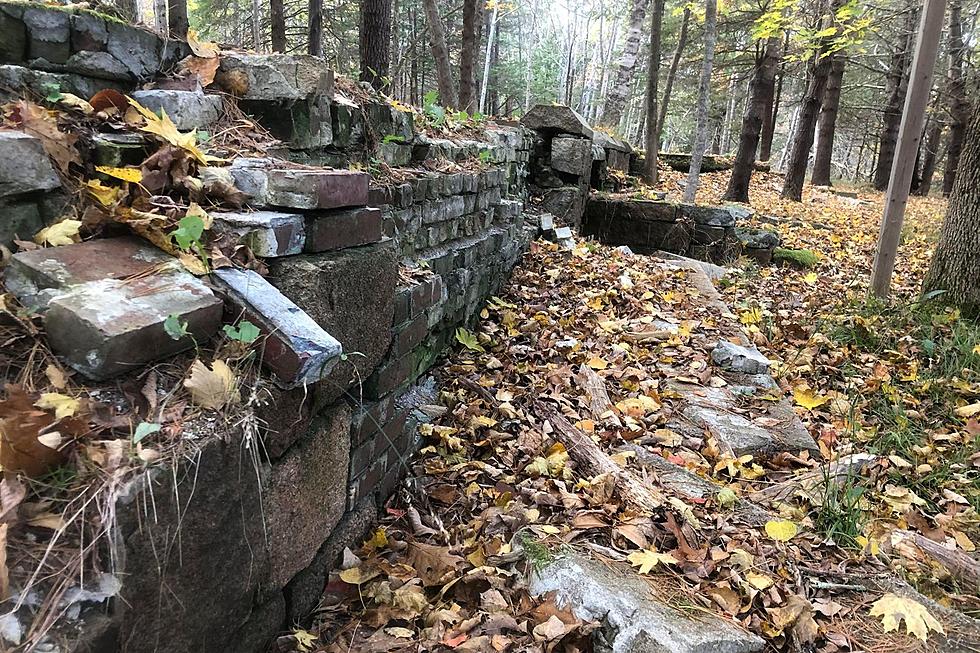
[304,207,383,252]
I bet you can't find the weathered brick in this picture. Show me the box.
[44,273,222,380]
[213,210,306,257]
[393,286,412,325]
[213,268,342,387]
[304,207,383,252]
[230,158,370,210]
[395,315,427,356]
[365,353,416,398]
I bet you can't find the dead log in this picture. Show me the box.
[575,364,615,420]
[534,401,665,512]
[890,529,980,593]
[748,453,879,503]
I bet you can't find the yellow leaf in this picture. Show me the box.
[869,593,944,641]
[26,512,65,530]
[587,356,609,370]
[292,629,318,652]
[338,565,379,585]
[34,393,80,419]
[96,165,143,183]
[627,548,678,574]
[57,92,94,114]
[954,402,980,418]
[184,359,239,409]
[745,571,773,590]
[34,219,82,247]
[793,387,830,411]
[128,97,208,164]
[803,272,819,285]
[83,179,124,207]
[187,29,220,57]
[740,307,762,325]
[972,344,980,356]
[765,519,799,542]
[365,528,388,550]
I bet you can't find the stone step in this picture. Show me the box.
[530,551,764,653]
[229,158,370,211]
[130,89,223,132]
[212,268,342,388]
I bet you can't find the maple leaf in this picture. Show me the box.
[793,386,829,411]
[34,393,80,419]
[179,55,220,86]
[34,219,82,247]
[128,97,208,164]
[292,629,317,652]
[83,179,124,207]
[187,29,220,57]
[627,548,678,574]
[765,520,799,542]
[455,327,485,352]
[869,593,944,641]
[184,359,239,409]
[95,165,143,183]
[8,100,81,174]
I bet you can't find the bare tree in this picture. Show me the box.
[811,55,846,186]
[459,0,484,112]
[942,0,968,196]
[656,5,691,145]
[270,0,286,52]
[168,0,189,37]
[308,0,323,55]
[683,0,718,203]
[643,0,666,184]
[601,0,651,129]
[873,5,917,190]
[422,0,458,107]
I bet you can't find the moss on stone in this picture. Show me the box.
[773,247,819,268]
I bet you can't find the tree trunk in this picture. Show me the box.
[269,0,286,52]
[153,0,168,34]
[811,55,846,186]
[168,0,189,37]
[359,0,394,89]
[600,0,651,130]
[922,99,980,313]
[642,0,665,184]
[781,0,842,201]
[760,31,789,162]
[722,37,780,202]
[655,6,690,146]
[458,0,483,112]
[682,0,718,203]
[308,0,323,56]
[873,7,917,190]
[250,0,261,50]
[915,118,943,195]
[421,0,458,107]
[943,0,968,196]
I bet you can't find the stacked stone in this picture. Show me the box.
[582,195,755,264]
[0,130,65,247]
[592,131,633,190]
[0,2,188,101]
[521,104,595,227]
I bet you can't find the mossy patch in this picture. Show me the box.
[773,247,818,268]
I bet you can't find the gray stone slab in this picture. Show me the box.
[0,130,61,198]
[213,210,306,257]
[131,90,223,131]
[213,267,342,388]
[682,403,775,456]
[216,53,334,100]
[711,340,771,375]
[530,551,764,653]
[551,135,593,177]
[521,104,594,138]
[44,273,222,380]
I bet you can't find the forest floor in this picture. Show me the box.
[291,172,979,653]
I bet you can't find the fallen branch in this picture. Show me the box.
[748,453,879,504]
[534,401,665,512]
[890,529,980,593]
[575,363,614,420]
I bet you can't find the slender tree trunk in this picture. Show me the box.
[601,0,651,129]
[308,0,323,55]
[359,0,393,89]
[915,118,943,195]
[643,0,665,184]
[421,0,458,107]
[719,69,739,153]
[251,0,261,50]
[874,7,917,190]
[656,6,690,146]
[811,55,846,186]
[270,0,286,52]
[479,2,500,113]
[154,0,168,34]
[458,0,484,111]
[760,32,789,162]
[781,0,843,201]
[168,0,189,37]
[922,99,980,313]
[723,37,780,202]
[682,0,718,203]
[943,0,968,196]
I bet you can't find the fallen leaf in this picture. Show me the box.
[34,219,82,247]
[184,359,239,410]
[187,29,220,57]
[793,386,829,411]
[869,593,944,641]
[954,402,980,418]
[96,165,143,183]
[627,548,678,574]
[765,520,799,542]
[34,393,80,419]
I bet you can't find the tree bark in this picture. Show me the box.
[682,0,718,203]
[722,37,780,203]
[922,99,980,313]
[642,0,665,184]
[600,0,651,130]
[308,0,323,56]
[811,55,846,186]
[873,7,917,190]
[458,0,484,112]
[655,6,690,146]
[943,0,968,196]
[781,0,843,201]
[915,118,943,196]
[359,0,394,89]
[269,0,286,52]
[759,31,789,162]
[422,0,458,107]
[168,0,189,37]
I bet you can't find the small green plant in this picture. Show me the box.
[773,247,819,268]
[223,320,261,344]
[164,314,189,341]
[422,90,447,127]
[478,149,492,164]
[812,470,867,549]
[518,533,553,571]
[133,421,162,444]
[382,134,405,144]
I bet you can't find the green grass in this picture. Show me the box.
[773,247,819,268]
[812,470,868,549]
